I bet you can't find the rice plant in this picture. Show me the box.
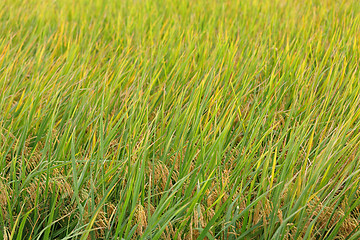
[1,0,360,239]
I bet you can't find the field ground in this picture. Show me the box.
[1,0,360,239]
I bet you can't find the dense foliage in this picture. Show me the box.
[1,0,360,239]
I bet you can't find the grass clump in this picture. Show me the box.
[1,0,360,239]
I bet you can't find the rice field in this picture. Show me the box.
[1,0,360,239]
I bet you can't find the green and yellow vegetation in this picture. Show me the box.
[1,0,360,239]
